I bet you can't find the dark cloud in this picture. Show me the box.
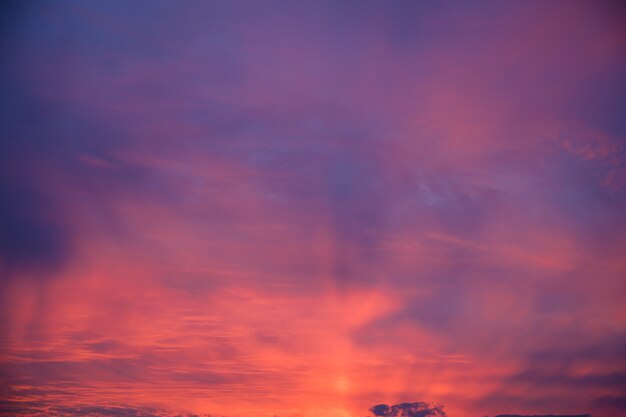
[369,402,446,417]
[83,339,127,354]
[0,74,73,280]
[0,401,208,417]
[49,405,162,417]
[0,31,69,279]
[494,415,591,417]
[0,175,70,277]
[593,395,626,412]
[509,369,626,390]
[0,399,48,413]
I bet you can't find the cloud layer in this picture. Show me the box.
[369,402,446,417]
[0,1,625,416]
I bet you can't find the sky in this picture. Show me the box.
[0,1,625,416]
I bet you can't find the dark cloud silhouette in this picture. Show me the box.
[369,402,446,417]
[494,415,591,417]
[0,400,210,417]
[50,405,165,417]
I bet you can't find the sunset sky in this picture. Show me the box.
[1,1,625,416]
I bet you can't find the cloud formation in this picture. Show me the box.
[0,1,624,417]
[494,415,591,417]
[0,401,179,417]
[369,402,446,417]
